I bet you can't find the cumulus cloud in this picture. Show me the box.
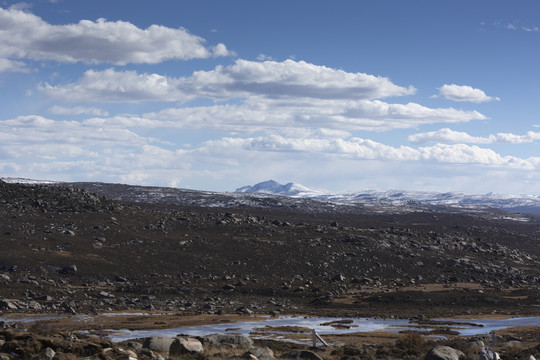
[41,59,416,102]
[0,6,232,66]
[40,68,186,102]
[409,128,540,144]
[437,84,500,103]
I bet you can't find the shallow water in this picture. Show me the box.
[2,313,538,343]
[107,316,412,342]
[106,315,540,342]
[435,317,540,336]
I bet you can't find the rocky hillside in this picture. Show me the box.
[0,180,540,318]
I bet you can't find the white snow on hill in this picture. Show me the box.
[236,180,540,214]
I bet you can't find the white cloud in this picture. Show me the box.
[0,6,232,66]
[202,135,540,170]
[49,105,109,116]
[40,59,486,132]
[0,115,146,152]
[409,128,540,144]
[0,58,29,72]
[79,98,485,133]
[147,98,485,132]
[40,68,186,102]
[41,59,416,102]
[522,26,539,32]
[256,54,274,61]
[437,84,500,103]
[1,115,539,194]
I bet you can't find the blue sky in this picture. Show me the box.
[1,0,539,195]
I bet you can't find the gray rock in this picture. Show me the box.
[143,336,175,353]
[60,265,77,275]
[283,350,323,360]
[203,334,253,349]
[0,299,18,310]
[248,347,275,359]
[140,348,156,359]
[236,306,253,314]
[41,347,55,360]
[127,341,143,352]
[425,346,465,360]
[169,337,204,355]
[479,347,500,360]
[469,340,485,351]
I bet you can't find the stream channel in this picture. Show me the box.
[1,314,539,344]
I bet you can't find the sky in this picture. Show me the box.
[1,0,539,195]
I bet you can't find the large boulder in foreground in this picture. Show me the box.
[202,334,253,349]
[425,346,465,360]
[169,336,204,355]
[143,336,175,353]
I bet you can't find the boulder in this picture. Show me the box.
[469,340,485,352]
[0,299,18,310]
[169,337,204,355]
[203,334,253,349]
[479,347,501,360]
[425,346,465,360]
[126,342,143,352]
[143,336,175,353]
[247,347,275,359]
[283,349,323,360]
[60,265,77,275]
[41,347,55,360]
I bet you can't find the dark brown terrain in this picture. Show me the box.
[1,179,539,359]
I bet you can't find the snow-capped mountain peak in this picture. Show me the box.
[235,180,322,197]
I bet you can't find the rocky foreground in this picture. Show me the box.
[0,180,540,359]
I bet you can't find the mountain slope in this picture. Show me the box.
[236,180,540,214]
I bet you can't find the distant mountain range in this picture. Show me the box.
[2,177,540,215]
[236,180,540,214]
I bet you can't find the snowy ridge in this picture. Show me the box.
[1,177,60,185]
[236,180,540,214]
[235,180,324,197]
